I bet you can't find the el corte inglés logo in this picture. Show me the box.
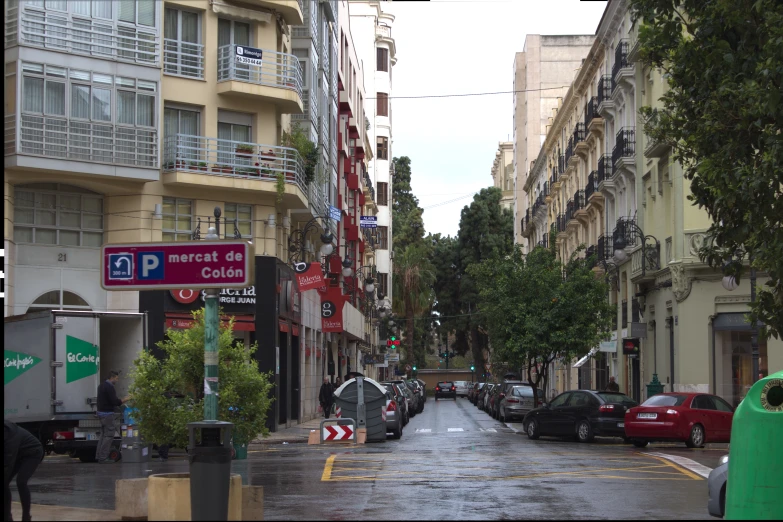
[65,335,100,383]
[4,349,43,385]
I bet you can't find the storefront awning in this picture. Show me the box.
[573,347,598,368]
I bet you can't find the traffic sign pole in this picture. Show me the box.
[203,227,220,421]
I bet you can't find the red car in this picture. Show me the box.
[624,393,734,448]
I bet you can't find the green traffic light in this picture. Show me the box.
[413,366,417,371]
[470,365,475,371]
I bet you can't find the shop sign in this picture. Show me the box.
[293,262,325,291]
[622,338,641,356]
[318,286,348,333]
[170,287,256,306]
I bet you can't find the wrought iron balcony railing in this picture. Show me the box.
[611,40,630,92]
[17,7,159,65]
[572,123,586,145]
[597,75,612,106]
[585,171,598,200]
[597,235,611,262]
[574,189,585,210]
[565,200,575,223]
[612,128,635,167]
[542,181,549,198]
[164,39,204,79]
[162,133,306,193]
[11,113,157,167]
[597,154,612,183]
[585,97,599,127]
[565,139,574,167]
[613,216,638,249]
[218,44,303,99]
[557,213,567,233]
[558,154,565,175]
[550,170,557,187]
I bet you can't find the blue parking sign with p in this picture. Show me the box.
[137,252,165,280]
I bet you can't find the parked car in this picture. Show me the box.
[469,383,485,404]
[708,454,729,518]
[624,393,734,448]
[454,381,471,398]
[406,380,425,413]
[480,384,495,411]
[381,383,404,439]
[498,385,545,422]
[523,390,638,442]
[384,380,418,418]
[383,382,410,426]
[435,381,457,400]
[416,379,427,402]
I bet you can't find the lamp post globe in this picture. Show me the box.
[365,279,375,294]
[722,275,739,291]
[614,248,628,264]
[342,257,353,278]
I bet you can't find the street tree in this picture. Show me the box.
[392,243,436,369]
[129,309,274,450]
[391,156,425,253]
[468,244,614,401]
[629,0,783,338]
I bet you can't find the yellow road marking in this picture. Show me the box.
[321,454,336,481]
[644,453,702,480]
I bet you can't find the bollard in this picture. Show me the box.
[725,370,783,520]
[188,421,234,521]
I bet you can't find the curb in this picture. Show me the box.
[250,438,310,445]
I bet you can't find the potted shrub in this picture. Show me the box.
[235,144,254,157]
[212,164,233,174]
[282,124,317,184]
[128,309,273,460]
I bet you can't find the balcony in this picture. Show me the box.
[246,1,304,26]
[585,171,597,200]
[611,128,636,170]
[557,213,567,234]
[597,75,614,117]
[217,45,303,114]
[597,235,612,262]
[537,234,549,249]
[597,155,613,188]
[585,245,597,269]
[644,135,671,159]
[558,154,565,176]
[292,90,319,128]
[573,189,586,217]
[572,123,587,156]
[162,133,307,198]
[585,96,603,137]
[630,239,662,282]
[611,40,634,93]
[164,39,204,79]
[291,0,318,41]
[5,113,158,181]
[564,139,574,171]
[15,7,159,66]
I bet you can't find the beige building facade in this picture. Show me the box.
[490,141,514,211]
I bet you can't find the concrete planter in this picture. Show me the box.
[147,473,242,521]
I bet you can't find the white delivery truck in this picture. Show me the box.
[4,310,147,462]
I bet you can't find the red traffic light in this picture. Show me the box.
[386,339,401,346]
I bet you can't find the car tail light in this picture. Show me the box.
[387,400,397,412]
[666,409,679,416]
[506,398,520,404]
[436,387,440,391]
[54,431,75,440]
[599,404,616,413]
[452,386,456,391]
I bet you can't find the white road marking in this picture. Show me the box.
[415,428,432,433]
[480,428,497,433]
[505,423,523,433]
[448,428,464,432]
[647,452,713,478]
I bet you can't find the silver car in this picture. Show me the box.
[381,383,404,439]
[708,455,728,518]
[498,385,542,422]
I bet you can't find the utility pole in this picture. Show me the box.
[203,209,221,421]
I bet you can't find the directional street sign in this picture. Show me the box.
[101,241,254,291]
[328,205,342,222]
[322,424,354,441]
[359,216,377,228]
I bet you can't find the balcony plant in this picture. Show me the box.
[235,144,255,156]
[276,172,285,204]
[189,161,208,172]
[212,164,233,174]
[282,123,318,184]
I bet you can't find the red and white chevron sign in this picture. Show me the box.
[323,424,354,441]
[335,406,342,418]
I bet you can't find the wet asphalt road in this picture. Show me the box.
[17,396,723,520]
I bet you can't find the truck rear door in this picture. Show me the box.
[4,312,54,422]
[53,313,100,414]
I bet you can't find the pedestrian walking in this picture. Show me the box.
[319,378,334,419]
[95,370,130,463]
[4,420,44,522]
[335,377,343,388]
[605,376,620,393]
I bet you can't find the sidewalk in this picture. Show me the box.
[250,415,325,445]
[11,502,120,521]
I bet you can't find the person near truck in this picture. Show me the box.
[4,420,44,522]
[95,370,130,463]
[319,378,334,419]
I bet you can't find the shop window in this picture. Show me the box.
[161,197,193,241]
[224,203,252,238]
[13,183,103,247]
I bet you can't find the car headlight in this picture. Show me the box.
[719,455,729,465]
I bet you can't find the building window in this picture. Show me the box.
[377,92,388,117]
[377,47,388,72]
[377,182,388,206]
[376,272,388,297]
[19,62,158,166]
[19,0,158,64]
[27,290,91,313]
[376,226,388,249]
[13,183,103,247]
[164,7,202,78]
[163,105,201,163]
[224,203,252,238]
[377,136,388,160]
[161,197,193,241]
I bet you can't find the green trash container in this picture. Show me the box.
[232,442,248,460]
[725,369,783,520]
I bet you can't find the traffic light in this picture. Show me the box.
[387,335,399,350]
[412,365,417,371]
[470,365,475,371]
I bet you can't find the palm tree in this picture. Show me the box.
[392,244,436,368]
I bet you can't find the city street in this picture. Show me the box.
[14,397,723,520]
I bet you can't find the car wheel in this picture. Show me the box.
[499,408,505,423]
[720,484,726,517]
[77,450,96,463]
[392,427,401,440]
[526,419,540,440]
[686,424,705,448]
[576,420,594,443]
[632,440,649,448]
[622,436,632,444]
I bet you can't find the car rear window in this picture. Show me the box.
[642,394,688,407]
[598,392,637,405]
[511,386,544,398]
[438,382,453,387]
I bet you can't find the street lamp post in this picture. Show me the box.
[203,209,221,421]
[722,255,761,383]
[287,212,333,267]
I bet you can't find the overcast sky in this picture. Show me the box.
[384,0,608,238]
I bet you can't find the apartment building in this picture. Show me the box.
[512,35,594,251]
[349,0,396,323]
[490,142,514,211]
[526,0,782,406]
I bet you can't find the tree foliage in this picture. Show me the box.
[469,245,614,400]
[392,242,436,368]
[391,156,426,253]
[128,309,274,449]
[630,0,783,338]
[282,123,319,185]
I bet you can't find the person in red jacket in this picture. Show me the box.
[4,420,44,522]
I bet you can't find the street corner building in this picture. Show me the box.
[511,0,782,405]
[3,0,398,434]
